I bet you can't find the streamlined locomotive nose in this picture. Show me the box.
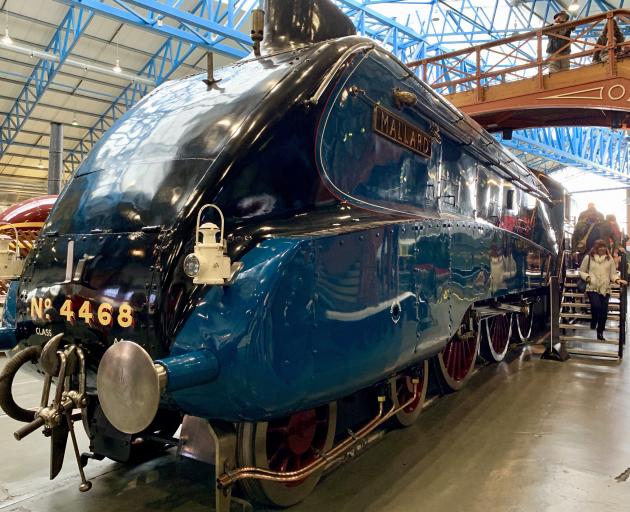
[16,232,164,363]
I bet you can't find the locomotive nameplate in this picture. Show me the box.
[373,105,432,158]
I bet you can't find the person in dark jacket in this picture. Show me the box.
[606,214,623,246]
[547,10,572,73]
[593,19,625,63]
[571,216,612,261]
[577,202,604,224]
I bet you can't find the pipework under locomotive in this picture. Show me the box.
[0,0,561,508]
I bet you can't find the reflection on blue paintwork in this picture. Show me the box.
[8,36,561,423]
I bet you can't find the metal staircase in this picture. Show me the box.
[559,266,627,360]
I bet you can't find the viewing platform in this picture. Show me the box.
[409,10,630,131]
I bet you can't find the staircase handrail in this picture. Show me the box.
[619,251,627,359]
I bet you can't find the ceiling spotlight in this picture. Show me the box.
[2,4,11,46]
[71,115,78,126]
[37,159,43,169]
[112,41,122,73]
[1,26,12,45]
[568,1,579,12]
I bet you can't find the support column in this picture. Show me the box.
[48,122,63,195]
[627,188,630,245]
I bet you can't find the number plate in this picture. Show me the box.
[31,297,134,328]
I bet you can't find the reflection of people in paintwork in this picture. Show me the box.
[489,245,516,293]
[414,283,435,332]
[526,251,542,277]
[327,105,436,210]
[500,213,517,232]
[473,269,486,290]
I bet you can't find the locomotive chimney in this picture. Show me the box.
[261,0,355,54]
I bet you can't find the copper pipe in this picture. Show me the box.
[217,380,419,488]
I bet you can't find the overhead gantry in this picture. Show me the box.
[409,10,630,132]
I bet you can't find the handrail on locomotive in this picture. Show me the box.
[409,10,630,97]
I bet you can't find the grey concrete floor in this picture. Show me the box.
[1,344,630,512]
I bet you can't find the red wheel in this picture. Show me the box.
[481,314,512,362]
[515,309,534,342]
[437,316,479,391]
[389,360,429,427]
[237,403,336,507]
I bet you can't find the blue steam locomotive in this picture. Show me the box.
[0,0,561,508]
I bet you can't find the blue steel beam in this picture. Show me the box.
[111,0,251,44]
[64,0,255,169]
[56,0,252,58]
[501,127,630,184]
[64,0,456,170]
[0,6,94,158]
[334,0,434,62]
[54,0,629,180]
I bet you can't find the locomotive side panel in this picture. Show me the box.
[316,51,440,215]
[2,35,557,426]
[0,1,565,502]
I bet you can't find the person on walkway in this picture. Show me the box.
[572,212,611,261]
[593,18,625,63]
[577,202,604,224]
[606,213,623,246]
[579,239,627,340]
[605,213,625,269]
[547,10,573,73]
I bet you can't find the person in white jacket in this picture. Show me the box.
[579,239,628,340]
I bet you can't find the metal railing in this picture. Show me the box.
[408,10,630,95]
[618,251,627,359]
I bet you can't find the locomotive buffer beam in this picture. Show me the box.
[0,337,94,491]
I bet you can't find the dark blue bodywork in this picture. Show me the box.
[4,36,558,424]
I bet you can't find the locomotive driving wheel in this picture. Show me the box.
[237,402,337,507]
[514,307,534,342]
[388,360,429,427]
[481,314,512,362]
[437,313,479,391]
